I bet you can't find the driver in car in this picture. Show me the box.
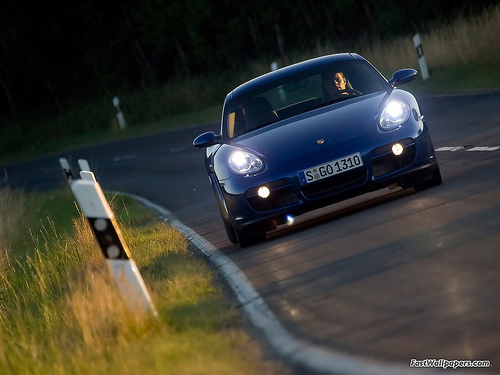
[323,71,351,102]
[333,72,348,91]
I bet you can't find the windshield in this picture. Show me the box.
[223,60,388,139]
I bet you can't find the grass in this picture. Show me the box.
[0,188,288,374]
[366,4,500,94]
[2,4,500,165]
[302,3,500,93]
[401,62,500,95]
[1,8,499,372]
[0,104,223,164]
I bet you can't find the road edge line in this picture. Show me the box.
[118,191,461,375]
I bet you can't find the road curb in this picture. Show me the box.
[118,191,475,375]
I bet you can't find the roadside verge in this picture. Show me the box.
[123,192,460,375]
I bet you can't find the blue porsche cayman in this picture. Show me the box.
[193,53,442,247]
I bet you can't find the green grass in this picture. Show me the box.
[0,188,288,374]
[403,62,500,95]
[2,4,500,165]
[0,105,222,164]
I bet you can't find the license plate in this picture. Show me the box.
[298,152,363,185]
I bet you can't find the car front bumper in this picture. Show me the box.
[220,129,439,234]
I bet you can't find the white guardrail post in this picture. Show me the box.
[112,97,127,130]
[59,158,158,317]
[413,33,429,81]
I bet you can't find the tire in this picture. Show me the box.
[220,209,266,247]
[213,182,266,247]
[234,225,266,248]
[221,213,238,244]
[211,177,239,244]
[414,166,443,191]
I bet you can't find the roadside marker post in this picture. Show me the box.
[413,34,429,81]
[59,158,158,317]
[78,159,91,172]
[112,96,127,130]
[59,157,76,181]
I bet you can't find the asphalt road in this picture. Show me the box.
[2,91,499,373]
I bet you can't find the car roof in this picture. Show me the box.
[225,53,365,102]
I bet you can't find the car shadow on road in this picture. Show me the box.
[265,187,416,244]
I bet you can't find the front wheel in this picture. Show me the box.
[221,213,238,244]
[234,225,266,248]
[413,166,443,191]
[221,211,266,247]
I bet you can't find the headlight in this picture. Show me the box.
[379,100,410,130]
[228,150,264,175]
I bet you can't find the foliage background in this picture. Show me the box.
[1,0,498,116]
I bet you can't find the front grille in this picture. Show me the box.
[301,168,367,199]
[372,139,416,178]
[245,180,300,212]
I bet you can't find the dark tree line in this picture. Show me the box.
[0,0,497,116]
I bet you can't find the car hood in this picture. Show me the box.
[230,91,390,163]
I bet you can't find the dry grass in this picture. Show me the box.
[0,188,30,272]
[422,5,500,68]
[3,5,500,163]
[293,3,500,77]
[0,189,288,374]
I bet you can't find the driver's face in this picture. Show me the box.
[334,73,346,90]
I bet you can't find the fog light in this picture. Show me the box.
[258,186,270,198]
[392,143,404,156]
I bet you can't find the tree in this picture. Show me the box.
[1,0,498,115]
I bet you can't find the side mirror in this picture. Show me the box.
[193,131,221,148]
[389,69,418,87]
